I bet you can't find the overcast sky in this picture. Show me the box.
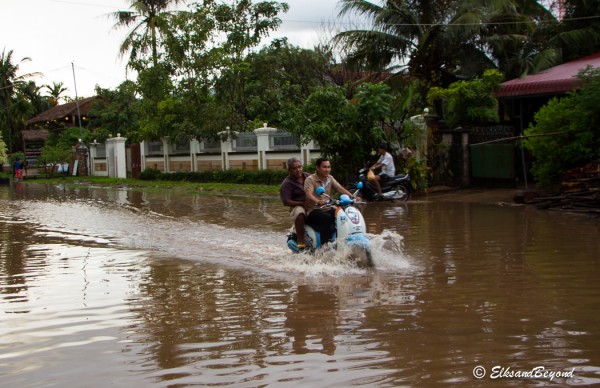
[1,0,362,98]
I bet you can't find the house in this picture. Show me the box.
[496,51,600,132]
[22,97,96,166]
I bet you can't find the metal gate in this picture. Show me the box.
[128,143,142,179]
[469,126,516,182]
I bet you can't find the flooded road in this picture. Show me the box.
[1,182,599,387]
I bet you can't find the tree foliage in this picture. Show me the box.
[524,68,600,187]
[112,0,185,69]
[0,48,41,153]
[427,69,503,128]
[287,82,393,179]
[89,81,141,143]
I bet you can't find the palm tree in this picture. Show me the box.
[332,0,561,98]
[111,0,184,68]
[45,81,68,106]
[0,48,39,152]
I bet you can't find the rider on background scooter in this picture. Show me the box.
[280,157,310,250]
[369,144,396,198]
[304,157,355,245]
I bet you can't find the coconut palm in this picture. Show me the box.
[0,48,40,152]
[111,0,184,68]
[332,0,562,97]
[45,81,68,106]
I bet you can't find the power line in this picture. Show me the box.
[285,14,600,27]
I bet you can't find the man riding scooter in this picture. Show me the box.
[369,144,395,199]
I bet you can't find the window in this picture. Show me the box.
[233,133,257,151]
[171,138,190,153]
[147,141,163,155]
[270,132,299,150]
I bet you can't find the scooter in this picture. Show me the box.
[348,167,412,202]
[286,183,373,268]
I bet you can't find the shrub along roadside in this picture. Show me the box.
[139,168,288,186]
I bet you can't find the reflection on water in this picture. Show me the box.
[1,182,600,386]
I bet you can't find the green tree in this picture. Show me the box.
[45,81,68,106]
[427,69,503,128]
[215,39,330,130]
[112,0,184,69]
[89,81,141,142]
[0,134,7,165]
[332,0,567,98]
[524,67,600,187]
[333,0,478,99]
[38,126,90,176]
[203,0,289,132]
[37,144,72,177]
[0,48,39,153]
[288,82,393,178]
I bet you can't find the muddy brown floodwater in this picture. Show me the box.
[1,182,599,387]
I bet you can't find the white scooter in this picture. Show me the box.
[287,183,373,268]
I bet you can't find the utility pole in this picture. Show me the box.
[71,62,83,141]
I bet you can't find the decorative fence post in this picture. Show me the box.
[161,137,170,173]
[300,140,317,167]
[254,123,277,170]
[89,140,97,176]
[218,129,233,170]
[106,133,127,178]
[190,138,200,172]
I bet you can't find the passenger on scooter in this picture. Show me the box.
[369,144,396,197]
[280,157,310,250]
[304,157,354,245]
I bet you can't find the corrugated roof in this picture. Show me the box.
[496,52,600,98]
[26,96,96,125]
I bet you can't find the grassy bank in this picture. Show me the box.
[22,175,281,197]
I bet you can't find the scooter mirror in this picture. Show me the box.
[340,194,352,204]
[315,187,326,196]
[357,182,363,189]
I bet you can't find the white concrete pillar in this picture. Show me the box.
[218,129,234,170]
[410,113,427,162]
[190,138,200,172]
[301,140,317,167]
[140,140,146,172]
[89,140,98,176]
[106,133,127,178]
[254,123,277,170]
[161,137,170,173]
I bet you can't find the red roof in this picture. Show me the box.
[496,52,600,98]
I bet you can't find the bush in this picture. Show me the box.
[524,68,600,187]
[138,168,289,185]
[428,69,503,128]
[139,168,162,181]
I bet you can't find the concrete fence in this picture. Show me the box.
[88,124,321,178]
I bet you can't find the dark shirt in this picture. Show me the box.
[280,172,310,207]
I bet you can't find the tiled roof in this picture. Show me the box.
[26,96,97,125]
[496,52,600,98]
